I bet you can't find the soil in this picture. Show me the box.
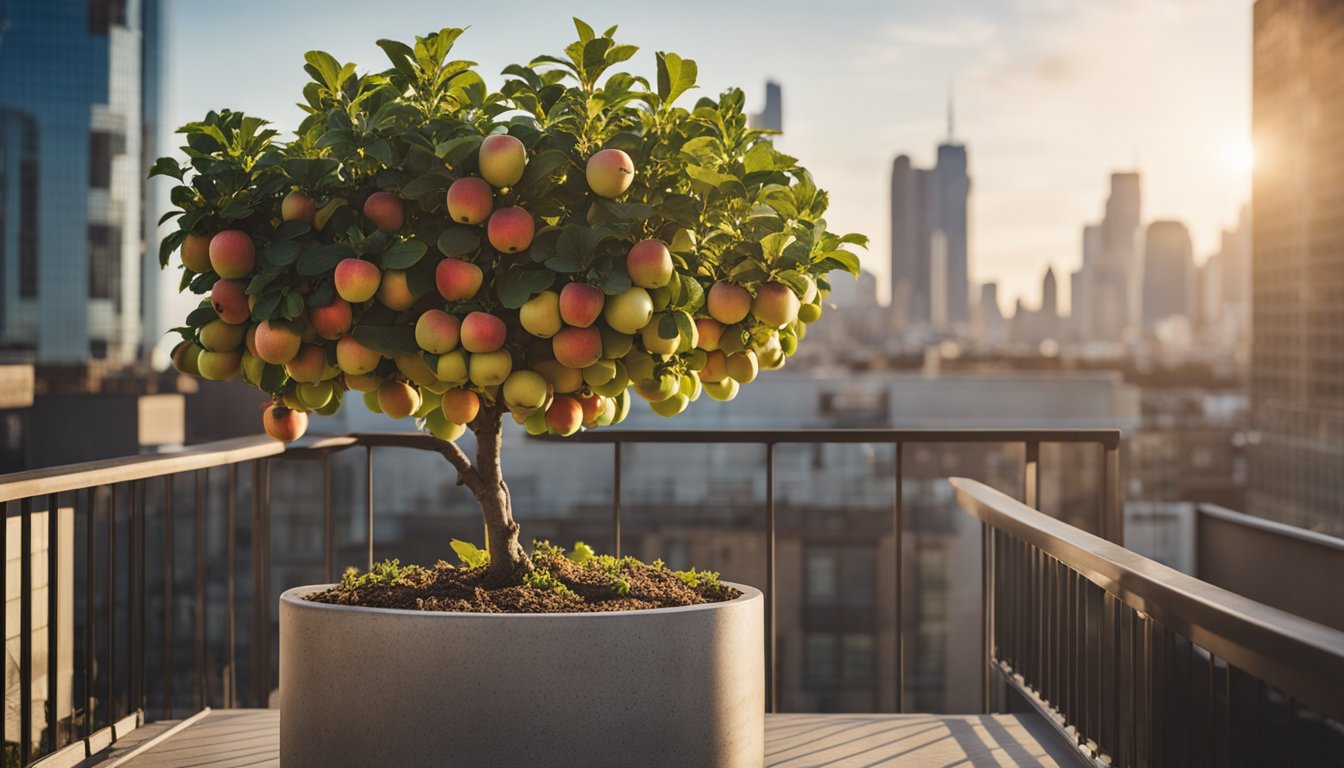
[304,551,742,614]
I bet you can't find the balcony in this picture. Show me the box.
[0,429,1339,766]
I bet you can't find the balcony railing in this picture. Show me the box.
[0,429,1338,767]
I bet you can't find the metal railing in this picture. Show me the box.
[0,427,1115,765]
[954,478,1344,766]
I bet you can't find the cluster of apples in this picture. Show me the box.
[171,130,821,444]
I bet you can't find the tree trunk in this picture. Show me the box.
[473,405,532,588]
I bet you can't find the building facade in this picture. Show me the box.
[1249,0,1344,536]
[0,0,164,363]
[1142,219,1195,331]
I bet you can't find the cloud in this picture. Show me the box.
[878,17,1000,49]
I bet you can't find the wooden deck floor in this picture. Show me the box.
[79,708,1082,767]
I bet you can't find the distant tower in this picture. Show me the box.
[1142,220,1194,330]
[933,86,970,327]
[749,81,782,133]
[1091,172,1141,341]
[1042,267,1058,318]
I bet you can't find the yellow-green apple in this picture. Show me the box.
[363,191,405,233]
[650,393,689,417]
[585,149,634,198]
[670,227,696,252]
[335,259,381,303]
[435,258,483,301]
[699,350,728,383]
[199,319,245,352]
[460,312,506,353]
[640,317,679,356]
[240,353,264,385]
[377,380,421,419]
[180,233,212,272]
[282,191,316,223]
[254,320,302,365]
[395,353,438,388]
[362,389,383,414]
[695,318,725,351]
[600,325,633,358]
[582,359,617,387]
[680,373,702,401]
[296,380,334,410]
[552,326,602,369]
[344,372,381,392]
[445,177,493,225]
[503,370,549,410]
[426,410,466,441]
[196,350,242,381]
[725,349,759,383]
[415,390,439,418]
[635,373,678,403]
[522,408,549,435]
[592,361,630,397]
[622,351,656,384]
[752,281,800,327]
[435,349,469,386]
[468,349,513,386]
[798,275,818,303]
[559,283,604,328]
[519,290,562,338]
[210,280,249,324]
[309,297,352,340]
[171,341,202,376]
[263,405,308,442]
[208,230,255,279]
[703,378,739,402]
[718,325,747,354]
[440,388,480,424]
[602,287,653,334]
[377,269,415,311]
[282,391,304,411]
[285,344,327,383]
[593,396,617,427]
[336,335,381,375]
[626,239,673,289]
[533,359,583,393]
[798,301,822,324]
[478,134,527,188]
[708,282,751,324]
[545,396,583,436]
[486,206,534,253]
[415,309,461,354]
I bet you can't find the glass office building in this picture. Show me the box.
[0,0,165,363]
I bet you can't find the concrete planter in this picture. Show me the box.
[279,582,764,768]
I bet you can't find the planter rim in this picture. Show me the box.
[280,580,761,619]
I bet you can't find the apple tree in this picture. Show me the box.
[153,21,865,586]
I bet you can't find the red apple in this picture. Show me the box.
[263,405,308,442]
[309,297,353,340]
[211,280,249,325]
[377,269,415,311]
[282,191,316,223]
[559,282,605,328]
[552,326,602,369]
[415,309,461,354]
[699,350,728,383]
[285,344,328,384]
[486,206,534,253]
[708,282,752,325]
[445,176,494,225]
[752,281,801,328]
[435,258,483,301]
[586,149,634,198]
[209,230,256,279]
[460,311,506,353]
[181,233,212,272]
[377,380,421,419]
[337,335,381,375]
[478,134,527,188]
[626,239,673,289]
[335,259,381,303]
[253,320,302,365]
[545,396,584,436]
[440,388,480,424]
[695,318,726,351]
[363,191,405,233]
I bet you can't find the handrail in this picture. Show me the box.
[546,428,1122,447]
[952,476,1344,724]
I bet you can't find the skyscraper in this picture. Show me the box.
[1041,267,1058,319]
[1248,0,1344,536]
[1070,224,1102,341]
[0,0,165,363]
[1098,172,1142,341]
[888,98,971,332]
[749,81,782,133]
[1141,220,1194,331]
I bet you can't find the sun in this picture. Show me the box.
[1220,138,1256,175]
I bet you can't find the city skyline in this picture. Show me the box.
[161,0,1254,320]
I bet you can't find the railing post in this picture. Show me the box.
[981,521,994,713]
[612,442,621,558]
[194,471,207,710]
[894,442,904,714]
[20,497,31,764]
[1102,443,1123,544]
[47,492,60,753]
[366,447,375,571]
[163,475,174,720]
[1024,441,1040,510]
[764,442,776,714]
[322,453,333,583]
[226,464,237,709]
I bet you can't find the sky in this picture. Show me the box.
[164,0,1252,317]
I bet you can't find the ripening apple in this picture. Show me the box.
[196,350,242,381]
[468,349,513,387]
[285,344,328,384]
[593,396,617,427]
[798,301,822,324]
[435,349,469,386]
[376,380,419,419]
[708,282,752,325]
[335,259,382,303]
[363,191,405,233]
[296,380,334,410]
[650,393,689,418]
[699,350,728,383]
[245,325,259,357]
[313,197,346,231]
[559,283,605,328]
[503,370,549,410]
[519,290,562,339]
[695,318,725,351]
[336,335,381,375]
[680,373,702,402]
[209,230,256,279]
[725,349,759,384]
[718,325,747,355]
[254,320,302,365]
[282,191,316,223]
[626,239,674,289]
[395,353,438,388]
[344,372,382,392]
[240,353,265,385]
[622,350,657,385]
[435,258,483,301]
[308,303,350,343]
[602,287,653,335]
[533,359,583,394]
[635,373,678,403]
[585,149,634,198]
[640,318,679,357]
[703,378,739,402]
[415,309,461,354]
[545,396,584,437]
[263,405,308,442]
[180,233,212,273]
[752,281,801,328]
[552,326,602,369]
[210,280,249,325]
[377,269,416,311]
[600,325,634,359]
[478,134,527,188]
[440,388,480,424]
[199,319,245,352]
[486,207,534,253]
[577,392,605,426]
[445,177,494,225]
[460,312,507,353]
[582,359,617,387]
[591,362,630,398]
[171,341,202,376]
[426,410,466,441]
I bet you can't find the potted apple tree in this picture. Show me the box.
[155,20,862,768]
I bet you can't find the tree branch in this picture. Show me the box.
[435,438,486,497]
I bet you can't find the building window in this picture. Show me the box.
[88,0,128,35]
[804,632,836,685]
[805,549,837,606]
[90,131,121,190]
[88,224,120,300]
[840,633,875,682]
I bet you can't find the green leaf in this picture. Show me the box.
[247,270,282,295]
[655,51,697,105]
[250,292,283,323]
[297,243,354,276]
[516,149,571,192]
[437,227,481,258]
[259,363,288,394]
[545,255,582,273]
[816,249,861,277]
[381,240,428,269]
[147,156,184,180]
[185,304,217,328]
[657,313,678,340]
[307,280,335,308]
[351,325,419,355]
[401,171,453,200]
[450,539,489,568]
[495,270,532,309]
[280,158,339,189]
[282,292,305,320]
[304,50,343,90]
[676,275,705,312]
[262,241,301,269]
[274,219,311,241]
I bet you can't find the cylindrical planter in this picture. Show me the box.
[279,582,764,768]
